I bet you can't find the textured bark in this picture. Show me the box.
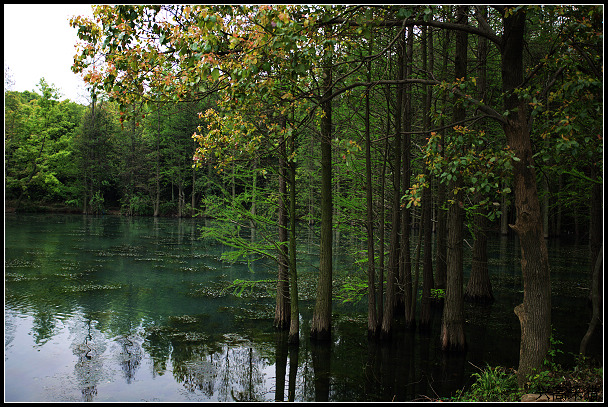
[401,26,414,326]
[441,185,465,350]
[440,5,467,352]
[580,176,602,355]
[288,122,300,345]
[464,9,493,305]
[579,246,602,356]
[419,26,434,330]
[381,34,405,339]
[274,115,290,330]
[311,64,333,341]
[434,27,450,290]
[365,37,378,337]
[464,204,494,304]
[500,8,552,387]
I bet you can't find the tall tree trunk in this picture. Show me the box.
[465,196,494,303]
[275,115,290,330]
[377,84,391,326]
[435,28,451,290]
[154,104,161,217]
[464,9,494,305]
[420,25,434,330]
[311,63,333,341]
[579,246,602,356]
[440,5,467,352]
[381,33,405,339]
[288,140,300,344]
[500,7,552,387]
[365,34,378,337]
[580,171,602,355]
[401,26,414,326]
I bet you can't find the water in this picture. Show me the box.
[4,214,601,401]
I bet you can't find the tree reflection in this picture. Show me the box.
[114,334,143,384]
[72,318,106,402]
[311,340,331,401]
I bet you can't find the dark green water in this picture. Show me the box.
[4,213,601,401]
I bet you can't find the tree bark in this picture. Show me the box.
[365,33,378,337]
[420,25,434,330]
[579,246,602,356]
[464,198,494,304]
[500,7,552,387]
[275,115,291,330]
[440,5,467,352]
[288,117,300,345]
[580,172,602,355]
[311,63,333,341]
[464,12,494,305]
[381,32,404,339]
[434,27,450,290]
[401,25,414,327]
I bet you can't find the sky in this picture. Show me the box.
[4,4,94,105]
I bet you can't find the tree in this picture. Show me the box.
[440,5,468,352]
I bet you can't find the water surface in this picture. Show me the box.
[4,214,601,401]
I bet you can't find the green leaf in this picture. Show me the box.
[211,69,220,81]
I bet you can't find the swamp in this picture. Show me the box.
[4,4,603,403]
[4,213,602,402]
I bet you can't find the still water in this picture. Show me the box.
[4,214,601,402]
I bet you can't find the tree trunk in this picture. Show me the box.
[465,198,494,303]
[579,246,602,355]
[365,34,378,337]
[275,115,290,330]
[464,14,493,305]
[440,5,467,352]
[501,7,552,387]
[401,26,414,327]
[434,27,450,290]
[311,63,333,341]
[288,145,300,344]
[580,173,602,355]
[154,106,161,217]
[381,33,405,339]
[420,25,434,330]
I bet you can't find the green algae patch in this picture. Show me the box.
[63,283,124,293]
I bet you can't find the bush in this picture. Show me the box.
[454,364,521,402]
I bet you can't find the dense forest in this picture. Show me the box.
[5,5,602,390]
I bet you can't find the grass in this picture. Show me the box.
[450,354,602,402]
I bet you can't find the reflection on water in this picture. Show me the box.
[4,214,601,401]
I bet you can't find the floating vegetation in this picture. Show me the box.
[5,272,44,282]
[168,315,199,324]
[145,325,210,343]
[188,282,229,298]
[219,304,274,322]
[4,259,41,269]
[63,283,124,293]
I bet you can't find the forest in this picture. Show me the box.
[5,5,602,395]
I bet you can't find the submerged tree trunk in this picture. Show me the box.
[580,246,602,356]
[275,115,290,330]
[381,34,405,339]
[365,35,378,337]
[401,26,414,327]
[464,21,493,304]
[500,7,552,387]
[434,27,450,290]
[419,25,434,330]
[465,199,494,304]
[440,5,467,352]
[311,63,333,341]
[580,174,602,355]
[288,150,300,344]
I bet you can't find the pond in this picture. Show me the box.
[4,213,601,401]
